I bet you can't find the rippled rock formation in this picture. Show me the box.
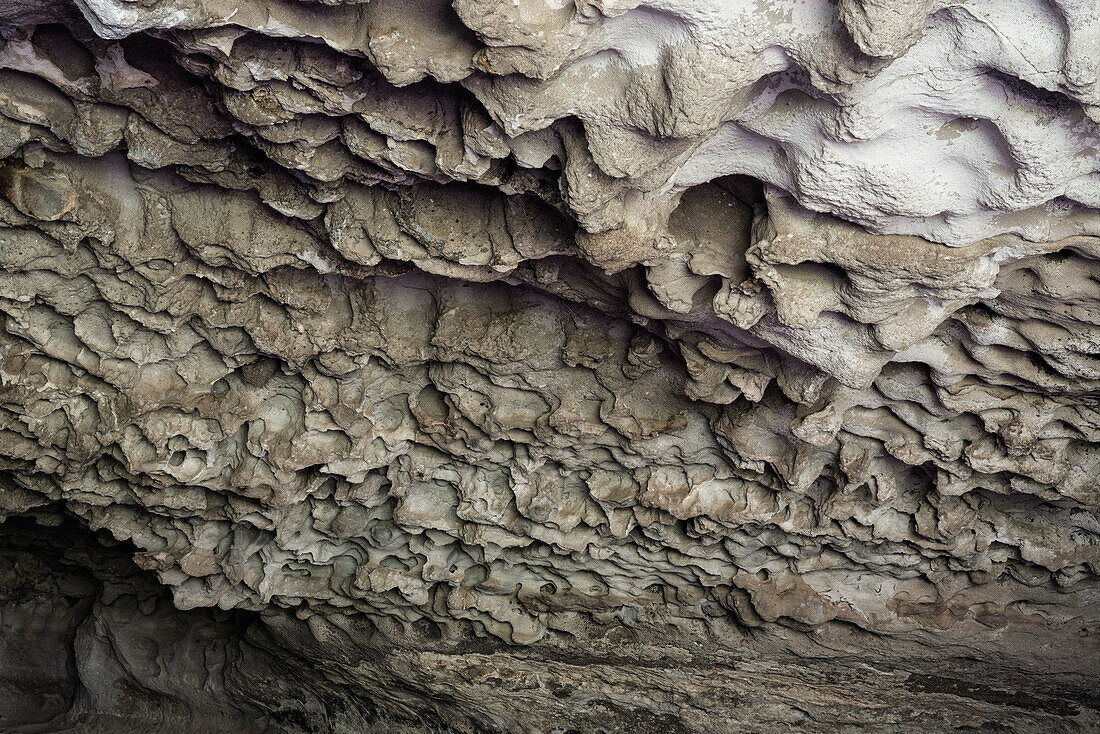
[0,1,1098,731]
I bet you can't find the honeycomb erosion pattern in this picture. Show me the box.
[0,0,1098,731]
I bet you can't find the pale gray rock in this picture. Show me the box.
[0,1,1097,732]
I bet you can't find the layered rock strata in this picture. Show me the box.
[0,1,1097,731]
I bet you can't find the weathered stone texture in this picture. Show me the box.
[0,1,1097,732]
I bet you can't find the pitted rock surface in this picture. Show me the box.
[0,1,1097,732]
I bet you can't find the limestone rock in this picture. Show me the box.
[0,1,1097,732]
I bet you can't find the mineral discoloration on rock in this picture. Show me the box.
[0,1,1097,732]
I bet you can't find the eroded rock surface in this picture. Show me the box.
[0,1,1097,732]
